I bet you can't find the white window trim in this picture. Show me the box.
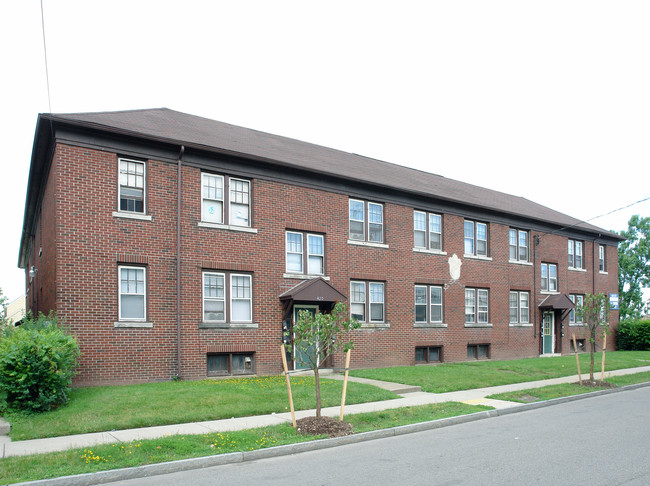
[347,239,389,249]
[198,222,258,233]
[230,273,253,324]
[349,199,384,244]
[228,177,252,228]
[113,211,153,222]
[199,174,253,229]
[203,272,226,324]
[285,231,304,274]
[118,265,147,323]
[201,173,225,224]
[465,288,491,327]
[464,220,489,258]
[285,232,325,276]
[413,247,447,256]
[509,291,532,327]
[117,158,146,215]
[413,211,443,252]
[414,284,444,325]
[351,280,388,327]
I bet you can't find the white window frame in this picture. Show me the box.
[307,234,325,275]
[118,266,146,322]
[350,281,366,322]
[568,239,583,269]
[509,291,530,325]
[569,294,584,325]
[349,199,384,244]
[541,263,558,292]
[202,272,226,323]
[118,158,146,214]
[415,284,443,324]
[351,280,385,323]
[599,245,606,272]
[414,211,443,251]
[285,231,304,274]
[464,220,488,257]
[465,288,489,324]
[201,173,225,224]
[230,274,252,323]
[285,231,325,276]
[509,229,529,262]
[200,173,251,228]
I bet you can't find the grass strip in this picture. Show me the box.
[0,402,489,485]
[487,371,650,403]
[5,376,396,441]
[349,351,650,393]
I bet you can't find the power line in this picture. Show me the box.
[40,0,53,117]
[584,196,650,224]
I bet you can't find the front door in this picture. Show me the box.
[293,305,318,369]
[542,312,555,354]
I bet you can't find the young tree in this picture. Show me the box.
[577,293,610,382]
[618,215,650,320]
[286,302,361,417]
[0,287,9,328]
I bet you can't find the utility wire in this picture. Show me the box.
[40,0,55,139]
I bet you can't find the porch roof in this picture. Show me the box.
[279,277,347,303]
[538,293,576,310]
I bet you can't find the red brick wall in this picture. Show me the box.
[29,142,620,385]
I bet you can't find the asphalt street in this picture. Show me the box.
[100,386,650,486]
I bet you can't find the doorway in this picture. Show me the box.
[542,312,555,355]
[293,305,318,369]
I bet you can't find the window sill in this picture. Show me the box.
[347,240,389,249]
[413,248,447,256]
[199,322,259,329]
[568,267,586,273]
[508,259,532,266]
[599,271,608,275]
[414,322,448,328]
[114,321,153,328]
[112,211,152,222]
[198,222,258,234]
[464,254,492,261]
[283,273,330,281]
[464,322,493,328]
[357,322,390,330]
[568,323,585,327]
[509,323,533,327]
[540,291,560,295]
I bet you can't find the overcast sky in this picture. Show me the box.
[1,1,649,303]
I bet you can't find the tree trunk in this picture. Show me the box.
[590,339,595,382]
[314,367,321,417]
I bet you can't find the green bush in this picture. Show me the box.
[0,313,79,413]
[617,319,650,351]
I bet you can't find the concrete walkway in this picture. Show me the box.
[2,365,649,458]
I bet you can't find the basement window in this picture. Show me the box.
[207,353,255,376]
[415,346,442,363]
[570,339,586,353]
[467,344,490,360]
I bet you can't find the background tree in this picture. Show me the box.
[618,215,650,320]
[577,293,610,382]
[0,287,8,328]
[287,302,360,417]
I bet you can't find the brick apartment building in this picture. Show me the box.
[18,109,623,385]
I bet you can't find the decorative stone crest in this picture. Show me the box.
[448,253,462,281]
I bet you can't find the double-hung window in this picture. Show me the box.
[414,211,442,251]
[119,266,146,321]
[349,199,384,243]
[568,239,583,269]
[201,173,251,227]
[465,288,489,324]
[509,229,529,262]
[350,281,385,323]
[415,285,443,323]
[599,245,606,272]
[569,294,584,324]
[285,231,325,275]
[509,291,530,324]
[203,271,252,323]
[119,158,145,213]
[464,220,488,257]
[541,263,558,292]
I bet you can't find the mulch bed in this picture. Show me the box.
[295,416,354,437]
[576,380,616,388]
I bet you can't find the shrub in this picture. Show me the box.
[617,319,650,351]
[0,313,79,412]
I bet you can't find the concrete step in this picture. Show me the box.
[0,418,10,435]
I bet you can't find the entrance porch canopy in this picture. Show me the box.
[279,277,347,320]
[538,293,575,322]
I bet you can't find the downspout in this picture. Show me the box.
[592,237,597,294]
[177,145,185,379]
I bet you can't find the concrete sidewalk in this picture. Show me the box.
[2,365,649,458]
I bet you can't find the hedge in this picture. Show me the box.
[617,319,650,351]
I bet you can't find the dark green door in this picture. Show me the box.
[543,312,554,354]
[293,305,318,369]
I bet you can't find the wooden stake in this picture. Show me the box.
[601,333,607,384]
[339,349,352,421]
[280,345,296,427]
[572,333,582,386]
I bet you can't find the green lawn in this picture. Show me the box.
[5,375,396,441]
[487,371,650,403]
[0,402,490,485]
[349,351,650,393]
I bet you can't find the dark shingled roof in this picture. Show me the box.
[47,108,618,237]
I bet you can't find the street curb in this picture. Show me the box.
[12,381,650,486]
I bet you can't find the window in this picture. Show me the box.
[119,158,145,213]
[541,263,558,292]
[568,239,583,269]
[119,266,146,321]
[285,231,324,275]
[569,294,584,324]
[599,245,606,272]
[464,220,488,256]
[414,211,442,251]
[570,338,586,353]
[467,344,490,360]
[509,229,529,262]
[350,281,385,323]
[349,199,383,243]
[415,285,443,323]
[201,173,251,227]
[203,272,252,323]
[465,288,489,324]
[207,352,254,376]
[415,346,442,363]
[509,291,530,324]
